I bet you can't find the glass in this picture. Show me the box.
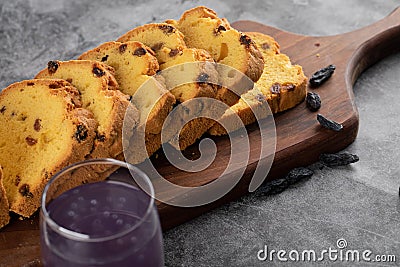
[40,158,164,267]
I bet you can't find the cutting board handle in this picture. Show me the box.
[344,6,400,84]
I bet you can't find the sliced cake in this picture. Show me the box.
[209,32,307,135]
[0,79,98,217]
[117,23,220,150]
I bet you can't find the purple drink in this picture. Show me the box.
[40,180,164,267]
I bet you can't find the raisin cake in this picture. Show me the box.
[0,79,97,217]
[209,32,307,135]
[78,41,176,135]
[117,23,220,151]
[35,60,138,160]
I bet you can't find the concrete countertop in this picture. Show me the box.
[1,0,399,266]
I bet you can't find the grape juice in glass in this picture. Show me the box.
[40,158,164,267]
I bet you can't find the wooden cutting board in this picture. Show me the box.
[1,7,399,266]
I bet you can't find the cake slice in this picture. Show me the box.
[117,23,217,102]
[117,23,220,150]
[35,60,138,159]
[78,41,176,135]
[0,79,98,217]
[209,32,307,136]
[167,6,264,106]
[0,167,10,228]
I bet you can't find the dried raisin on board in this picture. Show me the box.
[306,92,321,111]
[317,114,343,131]
[309,64,336,87]
[320,152,359,167]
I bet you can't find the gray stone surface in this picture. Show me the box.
[1,0,400,266]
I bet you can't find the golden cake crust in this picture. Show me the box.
[0,79,98,217]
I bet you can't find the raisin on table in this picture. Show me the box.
[286,167,314,185]
[259,178,289,196]
[320,152,359,167]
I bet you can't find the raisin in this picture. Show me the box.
[270,83,281,94]
[92,67,105,77]
[34,119,42,131]
[151,42,163,51]
[74,125,88,142]
[284,84,295,91]
[239,34,252,46]
[306,92,321,111]
[119,44,127,53]
[214,24,226,35]
[285,167,314,185]
[159,24,175,34]
[25,136,38,146]
[197,73,209,84]
[259,167,315,196]
[133,47,147,57]
[260,178,289,195]
[96,133,106,142]
[47,61,59,74]
[169,49,180,57]
[261,43,270,50]
[320,152,359,167]
[0,106,6,114]
[15,175,21,186]
[309,64,336,87]
[317,114,343,131]
[101,55,109,62]
[49,83,62,89]
[19,184,33,198]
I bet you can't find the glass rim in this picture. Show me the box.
[40,158,155,242]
